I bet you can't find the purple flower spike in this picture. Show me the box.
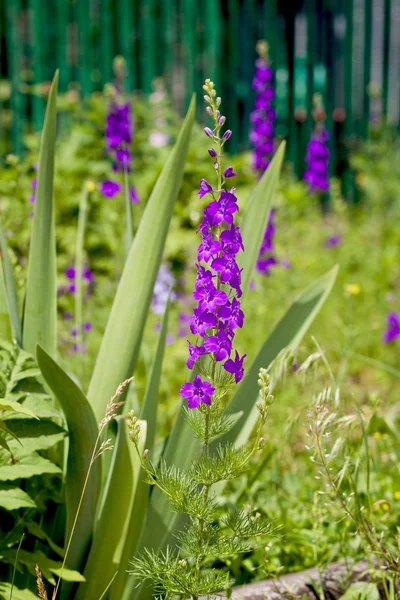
[224,351,246,383]
[207,191,238,226]
[180,374,215,409]
[100,180,122,198]
[204,332,232,362]
[224,166,237,178]
[383,312,400,344]
[198,179,213,199]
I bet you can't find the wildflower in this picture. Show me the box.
[224,351,246,383]
[83,321,92,332]
[304,94,330,193]
[374,432,382,440]
[198,179,214,199]
[65,267,76,281]
[325,234,341,248]
[344,283,360,296]
[394,491,400,500]
[86,180,96,193]
[100,180,121,198]
[250,41,276,174]
[180,374,215,409]
[180,81,246,408]
[383,312,400,344]
[256,209,277,275]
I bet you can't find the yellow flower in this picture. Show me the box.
[394,491,400,500]
[86,180,96,193]
[344,283,360,296]
[382,503,390,512]
[374,432,381,440]
[345,520,351,528]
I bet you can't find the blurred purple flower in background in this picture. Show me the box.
[325,234,341,248]
[250,41,276,174]
[304,94,330,193]
[383,312,400,343]
[152,263,177,315]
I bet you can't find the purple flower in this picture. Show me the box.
[325,234,341,248]
[250,53,275,178]
[71,326,78,337]
[63,311,73,321]
[224,166,237,178]
[83,266,94,284]
[211,253,240,285]
[304,127,330,193]
[130,186,140,203]
[193,283,228,312]
[198,179,214,199]
[100,180,121,198]
[190,308,217,337]
[65,267,76,280]
[180,374,215,409]
[182,87,246,397]
[207,191,238,226]
[383,312,400,344]
[198,233,221,263]
[83,321,92,332]
[224,351,246,383]
[218,297,244,329]
[220,224,244,255]
[187,341,206,369]
[115,147,131,165]
[204,332,232,362]
[256,209,277,276]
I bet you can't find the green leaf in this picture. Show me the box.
[0,400,38,419]
[36,344,101,575]
[22,71,58,357]
[0,485,36,510]
[112,308,169,600]
[0,259,12,342]
[341,582,379,600]
[87,96,196,422]
[0,221,21,344]
[4,419,66,454]
[0,452,61,481]
[77,418,146,600]
[239,142,286,296]
[0,583,38,600]
[225,265,339,448]
[0,549,85,585]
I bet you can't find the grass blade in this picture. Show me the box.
[22,72,58,357]
[0,222,21,344]
[239,141,286,296]
[36,344,101,578]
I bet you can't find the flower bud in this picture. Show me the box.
[143,449,150,458]
[204,95,211,102]
[206,106,213,115]
[208,148,217,158]
[216,110,220,119]
[216,97,221,106]
[258,437,265,448]
[219,116,226,125]
[256,401,263,412]
[86,180,96,193]
[222,129,232,140]
[204,127,214,138]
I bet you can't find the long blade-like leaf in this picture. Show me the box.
[23,72,58,356]
[239,141,286,296]
[36,344,101,577]
[0,222,21,344]
[226,265,339,448]
[113,305,169,600]
[0,260,12,342]
[76,417,146,600]
[88,96,196,422]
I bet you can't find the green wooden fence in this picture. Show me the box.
[0,0,399,182]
